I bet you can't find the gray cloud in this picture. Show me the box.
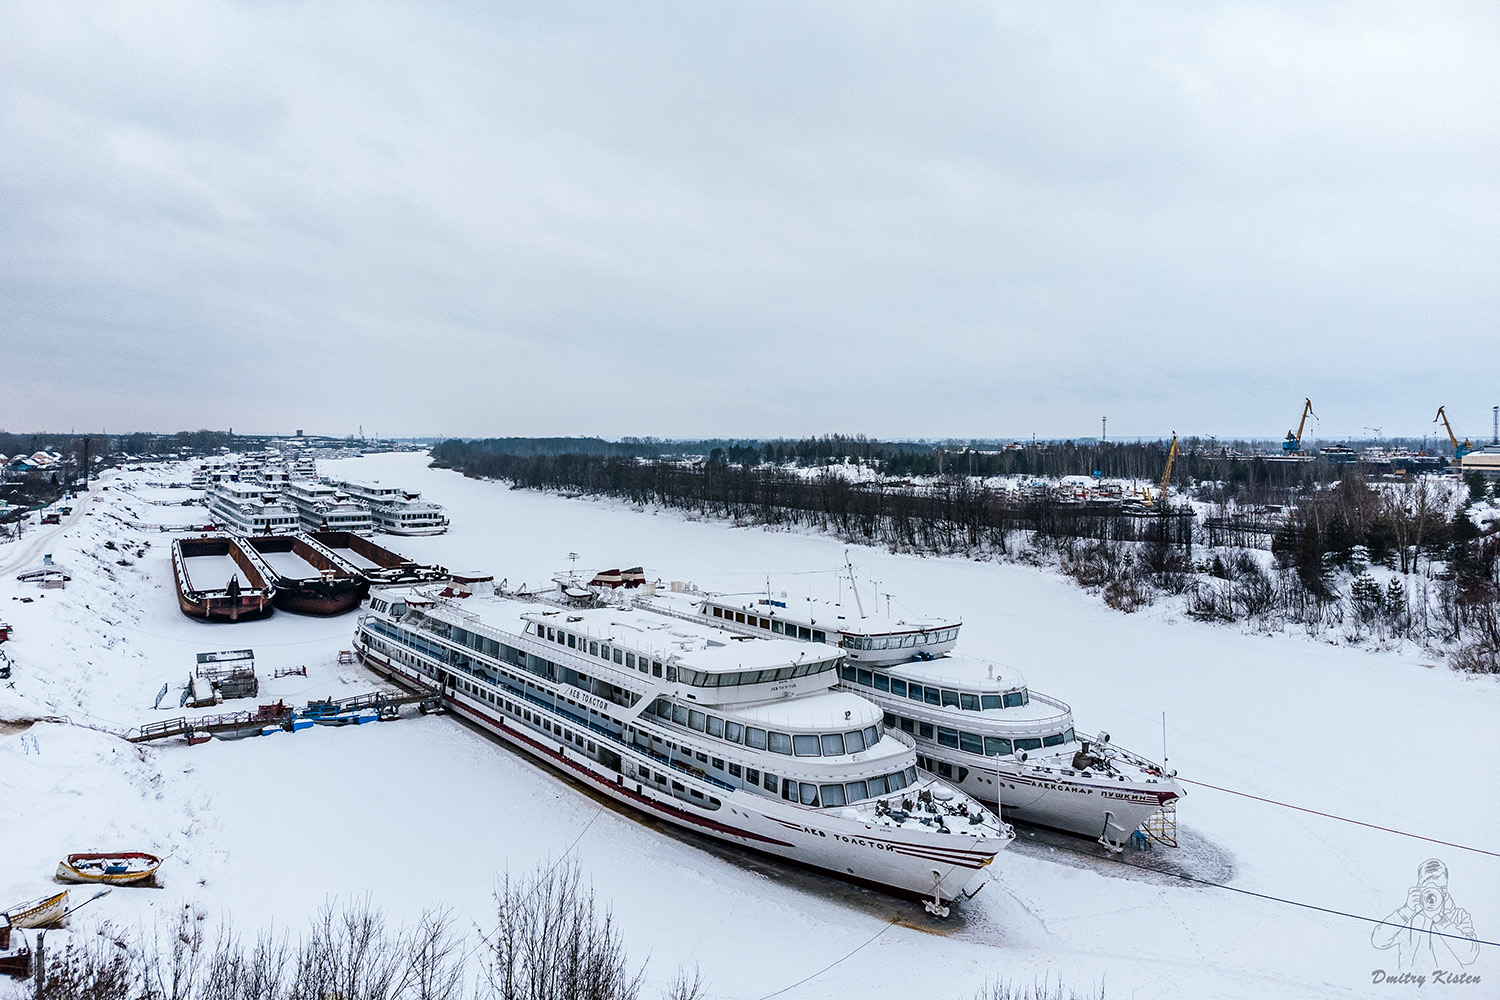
[2,2,1497,441]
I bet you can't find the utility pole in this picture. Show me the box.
[1493,405,1498,446]
[1101,416,1107,443]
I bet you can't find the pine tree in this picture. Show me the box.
[1350,571,1383,623]
[1384,575,1409,634]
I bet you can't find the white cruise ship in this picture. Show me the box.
[338,480,449,535]
[280,479,376,534]
[677,588,1183,851]
[205,481,301,534]
[353,585,1014,913]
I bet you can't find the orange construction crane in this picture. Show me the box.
[1433,406,1472,459]
[1283,398,1315,454]
[1157,432,1179,510]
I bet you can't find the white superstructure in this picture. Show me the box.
[664,586,1182,851]
[279,479,376,534]
[353,586,1013,912]
[697,592,960,665]
[338,480,449,535]
[204,481,300,534]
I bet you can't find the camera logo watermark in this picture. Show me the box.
[1370,859,1481,986]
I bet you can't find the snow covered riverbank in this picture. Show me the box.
[3,452,1495,998]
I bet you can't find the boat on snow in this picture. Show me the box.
[308,530,448,585]
[171,537,275,623]
[231,534,368,616]
[3,890,67,929]
[55,852,161,886]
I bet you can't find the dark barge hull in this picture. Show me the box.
[308,530,449,584]
[172,537,275,623]
[235,535,369,616]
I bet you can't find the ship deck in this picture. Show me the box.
[258,549,321,581]
[182,554,245,592]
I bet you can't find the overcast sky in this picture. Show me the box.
[2,2,1497,442]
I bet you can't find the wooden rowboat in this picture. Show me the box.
[4,890,67,928]
[55,852,161,886]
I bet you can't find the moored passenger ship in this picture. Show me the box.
[338,480,448,535]
[205,481,301,534]
[352,585,1014,912]
[279,479,376,534]
[685,589,1183,850]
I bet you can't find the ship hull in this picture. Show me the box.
[355,642,1007,904]
[236,535,368,616]
[172,538,275,623]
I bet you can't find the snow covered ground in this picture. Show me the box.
[2,452,1496,998]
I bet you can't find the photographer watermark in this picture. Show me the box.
[1370,859,1481,986]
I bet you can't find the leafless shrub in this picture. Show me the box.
[480,861,643,1000]
[973,976,1104,1000]
[1451,639,1500,674]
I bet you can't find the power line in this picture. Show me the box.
[1043,839,1500,951]
[1181,777,1500,860]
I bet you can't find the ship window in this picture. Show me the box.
[899,717,915,734]
[874,674,890,692]
[1043,733,1065,747]
[695,751,707,763]
[638,765,650,779]
[1003,692,1023,708]
[567,635,576,648]
[863,725,879,747]
[654,698,671,718]
[846,780,868,802]
[841,665,857,682]
[959,732,983,754]
[889,770,908,791]
[706,717,724,738]
[729,763,741,778]
[725,722,743,742]
[856,669,872,686]
[924,688,941,706]
[1016,738,1042,751]
[1064,728,1075,742]
[688,710,706,731]
[735,612,746,624]
[599,644,609,660]
[843,729,865,753]
[672,781,684,793]
[760,617,770,629]
[941,690,960,708]
[666,667,677,682]
[981,694,1002,710]
[906,766,917,785]
[867,774,888,797]
[891,679,906,697]
[771,620,784,634]
[747,768,760,784]
[907,683,923,701]
[745,727,768,750]
[793,735,821,756]
[936,761,952,778]
[798,627,811,640]
[781,777,795,800]
[799,782,818,806]
[768,732,793,755]
[672,706,688,725]
[821,733,845,755]
[546,628,555,641]
[711,607,722,617]
[820,784,846,807]
[653,661,663,676]
[589,642,598,656]
[625,653,635,668]
[984,737,1011,756]
[960,693,980,711]
[937,727,959,749]
[613,649,623,664]
[812,630,825,643]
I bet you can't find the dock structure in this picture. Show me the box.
[126,685,438,744]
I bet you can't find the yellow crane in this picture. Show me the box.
[1282,398,1316,454]
[1433,406,1473,459]
[1157,432,1179,510]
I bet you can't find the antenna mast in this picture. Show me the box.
[844,551,866,617]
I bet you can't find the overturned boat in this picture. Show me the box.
[308,530,448,585]
[231,534,367,616]
[172,537,275,623]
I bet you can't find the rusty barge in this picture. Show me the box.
[172,537,276,623]
[233,534,368,616]
[308,530,448,585]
